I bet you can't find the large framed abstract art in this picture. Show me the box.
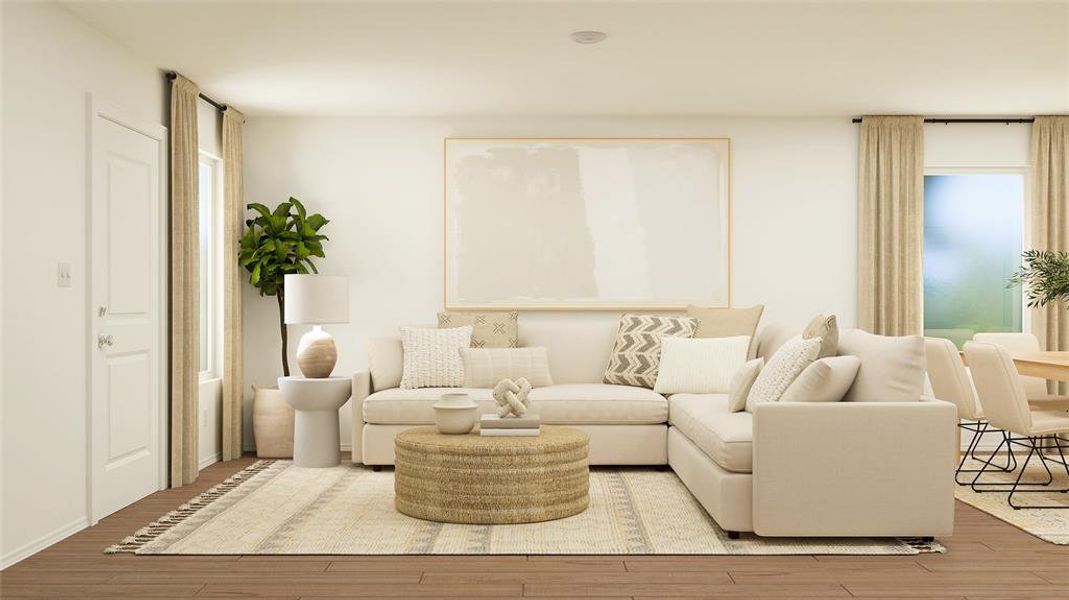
[444,137,732,310]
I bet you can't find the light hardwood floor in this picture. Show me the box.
[2,453,1067,599]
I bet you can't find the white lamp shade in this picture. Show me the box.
[284,274,350,325]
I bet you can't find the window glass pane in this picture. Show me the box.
[198,161,212,373]
[923,174,1024,348]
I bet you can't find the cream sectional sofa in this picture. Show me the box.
[351,319,957,538]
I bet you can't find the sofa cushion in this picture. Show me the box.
[669,394,753,473]
[363,384,668,425]
[654,336,750,395]
[367,336,404,392]
[437,311,519,348]
[688,304,765,359]
[728,358,764,412]
[604,314,698,388]
[803,313,839,359]
[745,336,821,412]
[460,346,554,388]
[399,326,472,389]
[780,356,861,402]
[838,329,926,402]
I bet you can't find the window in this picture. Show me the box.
[198,155,220,377]
[923,172,1025,348]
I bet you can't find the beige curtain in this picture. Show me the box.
[170,74,200,487]
[857,116,925,336]
[1030,116,1068,395]
[222,108,246,461]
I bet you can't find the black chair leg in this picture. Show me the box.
[957,422,1015,485]
[999,435,1069,510]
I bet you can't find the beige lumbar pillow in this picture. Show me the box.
[780,356,861,402]
[653,336,750,395]
[460,347,553,388]
[728,358,764,412]
[687,305,764,359]
[745,336,821,412]
[604,314,697,388]
[837,329,926,402]
[803,314,839,359]
[437,311,519,348]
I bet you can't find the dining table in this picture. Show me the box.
[1011,351,1069,382]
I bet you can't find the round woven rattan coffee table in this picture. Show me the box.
[394,425,590,524]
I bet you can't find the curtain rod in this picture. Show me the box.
[166,72,227,112]
[851,117,1034,124]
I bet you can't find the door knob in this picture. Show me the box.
[97,334,114,349]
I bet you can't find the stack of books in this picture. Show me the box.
[479,414,541,437]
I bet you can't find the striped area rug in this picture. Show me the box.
[108,461,943,555]
[954,456,1069,544]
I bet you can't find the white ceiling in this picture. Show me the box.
[62,1,1069,117]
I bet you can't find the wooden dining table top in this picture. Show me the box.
[1012,351,1069,382]
[958,350,1069,382]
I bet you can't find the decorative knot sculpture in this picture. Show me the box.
[492,377,532,417]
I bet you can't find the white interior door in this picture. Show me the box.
[90,100,167,521]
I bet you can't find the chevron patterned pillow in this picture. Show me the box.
[603,314,698,388]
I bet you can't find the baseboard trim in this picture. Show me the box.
[199,452,222,470]
[1,516,89,570]
[243,444,352,453]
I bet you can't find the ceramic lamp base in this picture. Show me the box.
[296,325,338,378]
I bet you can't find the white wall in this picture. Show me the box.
[926,123,1031,168]
[242,116,861,449]
[0,2,166,567]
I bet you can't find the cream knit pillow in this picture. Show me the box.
[399,326,472,389]
[745,336,821,412]
[653,336,750,394]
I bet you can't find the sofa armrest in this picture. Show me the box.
[350,371,371,464]
[751,398,957,537]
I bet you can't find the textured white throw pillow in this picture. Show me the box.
[745,336,821,412]
[653,336,750,394]
[399,326,472,389]
[780,355,861,402]
[460,347,554,388]
[728,358,764,412]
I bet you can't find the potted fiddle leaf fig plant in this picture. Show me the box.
[240,197,330,458]
[1009,250,1069,309]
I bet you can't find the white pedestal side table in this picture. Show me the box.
[278,376,352,468]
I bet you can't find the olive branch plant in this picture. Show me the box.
[238,197,330,376]
[1008,250,1069,309]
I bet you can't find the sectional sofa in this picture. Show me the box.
[351,319,957,538]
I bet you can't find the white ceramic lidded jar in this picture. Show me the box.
[433,393,479,434]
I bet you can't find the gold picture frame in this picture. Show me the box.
[444,137,732,311]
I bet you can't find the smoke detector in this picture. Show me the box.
[570,31,608,45]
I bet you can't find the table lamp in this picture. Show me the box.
[284,274,350,378]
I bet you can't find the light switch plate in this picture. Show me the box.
[57,262,72,288]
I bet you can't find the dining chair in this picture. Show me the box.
[924,337,1015,484]
[973,332,1051,397]
[963,341,1069,510]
